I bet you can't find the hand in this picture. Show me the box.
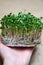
[0,36,35,65]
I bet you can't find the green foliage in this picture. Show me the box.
[0,12,43,37]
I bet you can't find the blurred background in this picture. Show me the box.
[0,0,43,65]
[0,0,43,18]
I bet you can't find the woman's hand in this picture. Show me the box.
[0,36,35,65]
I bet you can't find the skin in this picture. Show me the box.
[0,36,35,65]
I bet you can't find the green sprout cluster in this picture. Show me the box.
[0,12,43,38]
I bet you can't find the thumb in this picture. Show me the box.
[0,35,8,58]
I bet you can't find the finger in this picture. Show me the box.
[10,47,35,65]
[0,42,13,59]
[3,47,35,65]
